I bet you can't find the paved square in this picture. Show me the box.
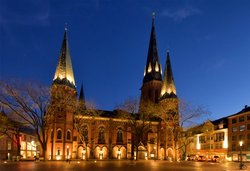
[0,160,248,171]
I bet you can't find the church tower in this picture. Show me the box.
[48,27,77,160]
[140,14,162,110]
[159,50,179,161]
[159,50,178,114]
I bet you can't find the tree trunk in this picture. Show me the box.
[41,143,47,160]
[136,147,139,160]
[15,133,21,157]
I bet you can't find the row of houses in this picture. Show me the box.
[185,105,250,162]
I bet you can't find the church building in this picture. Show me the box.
[46,15,179,161]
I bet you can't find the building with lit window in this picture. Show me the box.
[0,111,39,160]
[19,128,40,160]
[228,105,250,161]
[185,106,250,162]
[185,118,228,161]
[45,15,180,161]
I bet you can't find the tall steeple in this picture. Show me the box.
[78,83,86,111]
[160,50,177,99]
[53,27,75,88]
[140,13,163,107]
[143,12,162,83]
[48,26,77,161]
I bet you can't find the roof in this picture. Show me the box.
[160,51,177,100]
[53,28,75,88]
[211,117,228,129]
[143,16,162,83]
[228,105,250,118]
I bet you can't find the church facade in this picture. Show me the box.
[45,17,179,161]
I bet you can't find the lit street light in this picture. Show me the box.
[239,141,246,170]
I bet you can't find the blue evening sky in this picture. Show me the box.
[1,0,250,122]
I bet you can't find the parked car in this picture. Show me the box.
[187,155,197,161]
[212,156,220,162]
[197,156,207,161]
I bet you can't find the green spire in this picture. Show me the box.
[53,27,75,88]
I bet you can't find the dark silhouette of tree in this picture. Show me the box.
[116,97,158,160]
[158,100,210,161]
[0,80,53,160]
[74,101,100,160]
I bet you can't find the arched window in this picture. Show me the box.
[66,130,71,140]
[116,128,123,144]
[80,126,88,144]
[57,129,62,140]
[98,127,105,144]
[83,126,88,139]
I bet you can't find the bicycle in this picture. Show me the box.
[239,163,247,170]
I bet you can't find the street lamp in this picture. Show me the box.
[239,141,243,169]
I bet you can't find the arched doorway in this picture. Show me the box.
[112,146,126,159]
[160,147,165,160]
[78,146,90,160]
[167,148,173,161]
[94,146,108,160]
[138,145,147,160]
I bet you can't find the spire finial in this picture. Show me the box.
[152,11,156,19]
[65,22,68,31]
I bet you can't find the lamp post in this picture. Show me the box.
[239,141,243,169]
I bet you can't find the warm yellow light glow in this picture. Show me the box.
[53,74,75,86]
[161,87,166,96]
[196,135,201,150]
[56,155,61,160]
[239,141,243,146]
[144,67,146,76]
[167,88,171,94]
[66,75,75,85]
[134,151,137,160]
[117,150,121,159]
[223,129,228,148]
[155,62,159,72]
[99,150,103,160]
[197,143,201,150]
[148,62,152,73]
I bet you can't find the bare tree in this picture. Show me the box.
[158,100,210,161]
[116,97,158,160]
[74,100,100,160]
[0,80,52,160]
